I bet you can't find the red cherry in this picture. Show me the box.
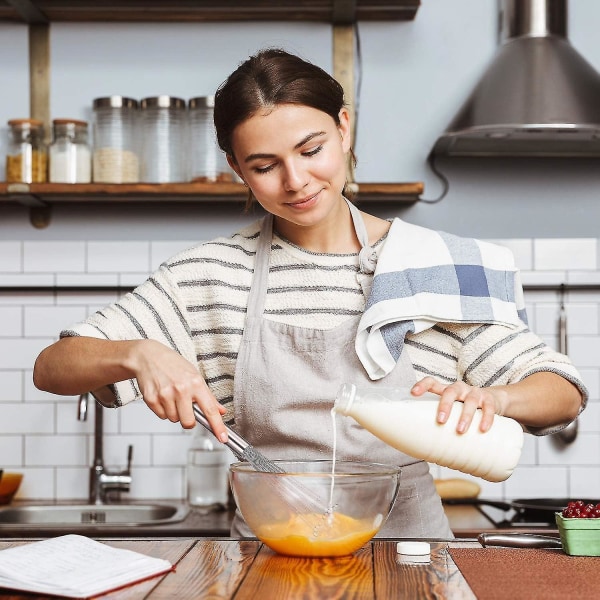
[562,500,600,518]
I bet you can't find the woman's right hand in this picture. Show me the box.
[127,339,227,437]
[34,336,227,438]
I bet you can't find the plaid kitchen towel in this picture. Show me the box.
[356,218,527,380]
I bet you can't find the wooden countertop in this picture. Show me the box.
[0,538,481,599]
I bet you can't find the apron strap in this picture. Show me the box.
[247,214,274,317]
[346,198,377,274]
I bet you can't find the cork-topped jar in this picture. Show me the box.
[49,119,92,183]
[6,118,48,183]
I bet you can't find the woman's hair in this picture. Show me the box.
[214,48,346,161]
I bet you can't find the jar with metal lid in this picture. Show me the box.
[92,96,139,183]
[5,118,47,183]
[49,119,92,183]
[139,95,186,183]
[187,96,232,183]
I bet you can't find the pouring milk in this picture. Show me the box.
[333,383,524,483]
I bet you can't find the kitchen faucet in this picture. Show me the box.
[78,393,133,504]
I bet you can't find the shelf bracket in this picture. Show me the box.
[29,22,51,135]
[332,0,358,188]
[28,205,52,228]
[332,0,357,25]
[7,184,51,228]
[6,0,48,23]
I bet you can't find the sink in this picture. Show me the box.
[0,503,189,527]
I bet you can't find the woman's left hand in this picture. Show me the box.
[411,377,508,434]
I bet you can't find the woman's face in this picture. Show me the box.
[228,103,352,239]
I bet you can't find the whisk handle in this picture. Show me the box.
[192,404,248,459]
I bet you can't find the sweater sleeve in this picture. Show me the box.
[453,321,588,436]
[60,263,198,408]
[405,321,587,436]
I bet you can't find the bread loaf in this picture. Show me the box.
[434,478,481,500]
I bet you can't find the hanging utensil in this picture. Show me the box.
[555,284,578,444]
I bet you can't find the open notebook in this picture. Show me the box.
[0,534,173,599]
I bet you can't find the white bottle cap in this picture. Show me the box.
[396,541,430,556]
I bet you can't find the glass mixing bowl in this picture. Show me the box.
[230,460,401,557]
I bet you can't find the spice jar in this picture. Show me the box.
[140,95,186,183]
[49,119,92,183]
[92,96,139,183]
[187,96,232,183]
[5,118,47,183]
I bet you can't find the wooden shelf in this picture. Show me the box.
[0,181,423,205]
[0,1,423,227]
[0,1,420,24]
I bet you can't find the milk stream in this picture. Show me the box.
[334,383,524,483]
[328,407,337,519]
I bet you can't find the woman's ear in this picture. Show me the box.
[337,108,352,153]
[227,154,244,183]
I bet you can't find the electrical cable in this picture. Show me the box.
[353,21,362,149]
[351,24,450,205]
[417,151,450,203]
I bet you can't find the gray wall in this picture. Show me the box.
[2,0,600,241]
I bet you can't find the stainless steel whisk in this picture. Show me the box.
[193,406,331,519]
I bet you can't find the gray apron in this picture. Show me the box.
[231,201,452,539]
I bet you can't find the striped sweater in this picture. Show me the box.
[62,218,587,430]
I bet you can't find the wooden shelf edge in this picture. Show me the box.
[0,182,422,204]
[0,1,420,24]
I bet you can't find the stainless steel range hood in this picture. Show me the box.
[432,0,600,158]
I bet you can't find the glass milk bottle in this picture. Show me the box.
[334,383,524,482]
[186,426,229,511]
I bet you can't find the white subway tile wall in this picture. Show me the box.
[0,242,22,272]
[1,238,598,502]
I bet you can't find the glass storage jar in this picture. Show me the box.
[49,119,92,183]
[187,96,232,182]
[92,96,139,183]
[140,95,186,183]
[186,426,229,511]
[6,118,47,183]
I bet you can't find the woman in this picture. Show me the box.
[34,48,586,538]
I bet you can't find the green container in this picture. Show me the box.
[555,513,600,556]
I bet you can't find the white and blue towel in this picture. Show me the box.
[356,218,527,380]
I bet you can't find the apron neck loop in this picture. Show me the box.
[345,198,377,274]
[247,213,274,316]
